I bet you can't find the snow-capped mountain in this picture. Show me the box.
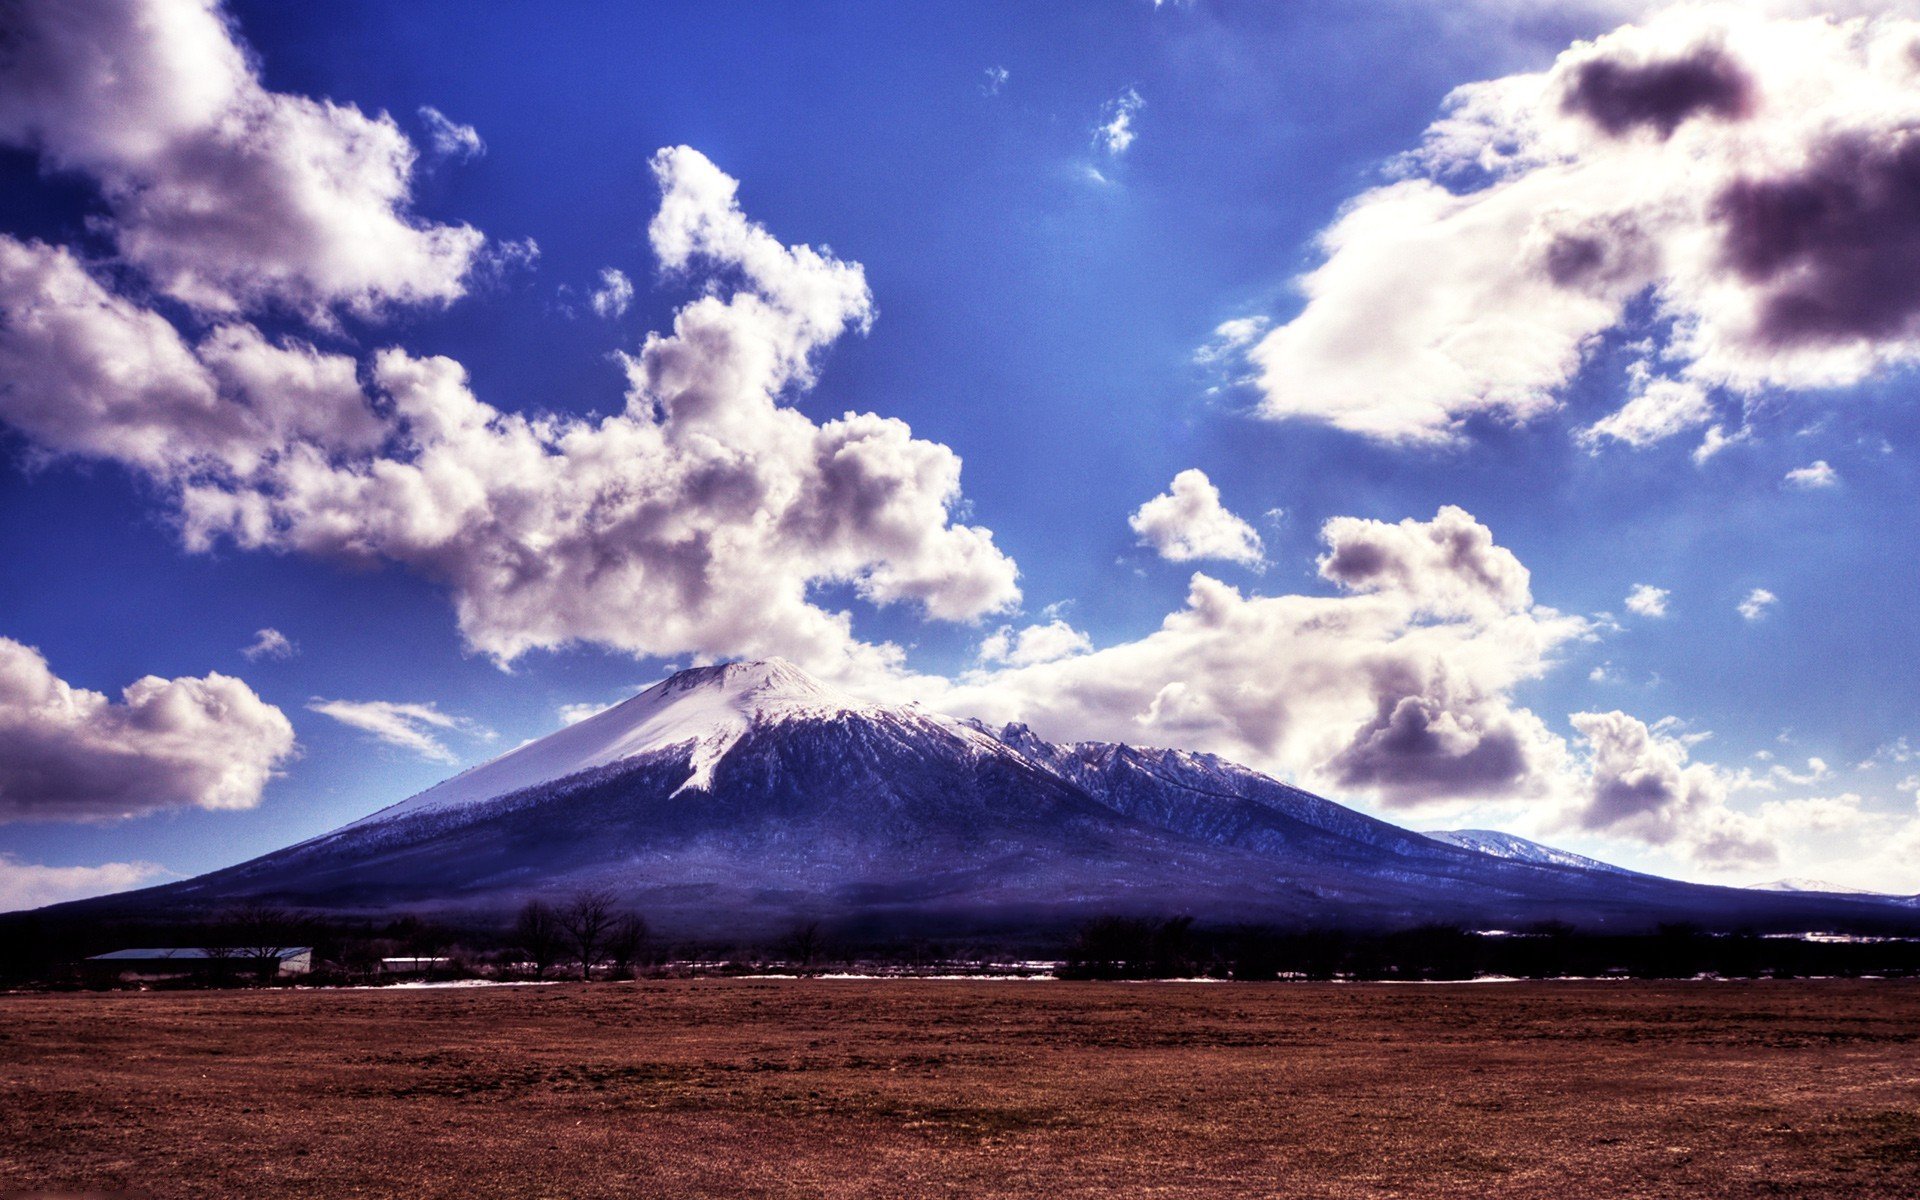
[57,660,1920,934]
[1425,830,1637,876]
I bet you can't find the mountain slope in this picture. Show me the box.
[44,661,1920,935]
[1426,830,1638,876]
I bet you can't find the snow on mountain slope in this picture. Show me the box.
[348,659,891,827]
[1425,830,1636,875]
[1752,877,1889,896]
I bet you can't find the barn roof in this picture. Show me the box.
[88,947,311,961]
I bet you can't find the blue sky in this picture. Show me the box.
[3,0,1919,906]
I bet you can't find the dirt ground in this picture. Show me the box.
[2,979,1918,1199]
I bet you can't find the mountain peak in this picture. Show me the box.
[349,658,875,827]
[653,657,848,709]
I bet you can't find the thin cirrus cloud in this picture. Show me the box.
[1129,469,1265,566]
[417,105,485,160]
[0,637,295,822]
[1239,4,1920,449]
[307,699,493,765]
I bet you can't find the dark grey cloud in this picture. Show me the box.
[1716,131,1920,346]
[1327,692,1535,803]
[1562,43,1753,138]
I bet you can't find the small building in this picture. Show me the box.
[84,947,313,982]
[378,956,453,975]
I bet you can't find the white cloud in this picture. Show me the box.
[978,620,1094,668]
[1579,370,1712,450]
[587,267,633,319]
[0,147,1018,684]
[1250,5,1920,445]
[1784,459,1838,488]
[943,506,1586,811]
[1129,469,1265,566]
[982,66,1009,96]
[0,636,295,822]
[1193,315,1271,367]
[1095,88,1144,155]
[241,628,296,661]
[557,701,612,727]
[1691,421,1750,464]
[1770,756,1831,787]
[418,105,485,160]
[0,0,485,319]
[1566,710,1775,868]
[0,853,171,912]
[307,698,491,764]
[1739,587,1778,621]
[1624,583,1669,617]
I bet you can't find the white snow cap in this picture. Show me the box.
[349,659,875,826]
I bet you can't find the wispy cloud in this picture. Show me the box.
[308,699,494,764]
[241,627,297,661]
[1739,588,1778,622]
[1094,88,1144,155]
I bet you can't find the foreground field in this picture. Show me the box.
[3,980,1918,1198]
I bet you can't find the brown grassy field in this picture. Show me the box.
[2,979,1918,1198]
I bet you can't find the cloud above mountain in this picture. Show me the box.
[947,506,1583,810]
[0,145,1019,680]
[1243,4,1920,447]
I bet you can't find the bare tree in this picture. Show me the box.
[784,920,825,972]
[603,913,649,978]
[219,903,301,983]
[514,900,565,979]
[560,889,618,981]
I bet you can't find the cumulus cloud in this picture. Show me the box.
[982,66,1009,97]
[0,637,295,822]
[945,506,1585,809]
[1129,470,1265,566]
[1624,583,1669,617]
[0,0,485,319]
[1246,5,1920,445]
[978,620,1094,668]
[0,147,1018,682]
[1095,88,1144,155]
[241,628,296,661]
[587,267,634,319]
[0,853,171,912]
[1784,459,1838,488]
[418,106,485,160]
[308,698,489,764]
[1567,710,1775,868]
[1739,587,1778,621]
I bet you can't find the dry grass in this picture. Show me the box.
[3,979,1919,1198]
